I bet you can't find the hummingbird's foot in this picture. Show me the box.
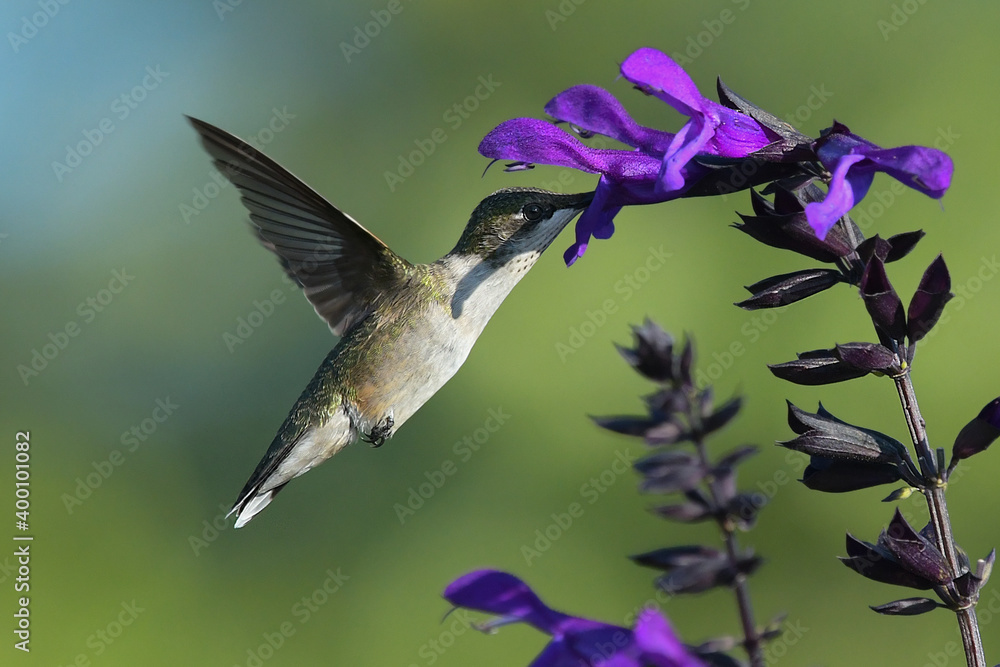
[363,415,394,448]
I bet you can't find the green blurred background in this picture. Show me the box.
[3,0,999,664]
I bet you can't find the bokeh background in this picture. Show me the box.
[3,1,999,664]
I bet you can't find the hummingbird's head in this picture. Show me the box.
[452,188,594,267]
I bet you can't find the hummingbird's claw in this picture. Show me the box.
[363,415,394,448]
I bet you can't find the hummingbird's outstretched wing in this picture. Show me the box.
[187,116,411,335]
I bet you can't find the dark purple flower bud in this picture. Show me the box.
[782,402,909,464]
[859,256,908,345]
[633,546,754,595]
[646,387,691,417]
[592,415,662,437]
[870,597,941,616]
[951,396,1000,461]
[856,234,893,265]
[750,186,778,216]
[835,342,898,372]
[802,456,902,492]
[907,255,953,343]
[841,534,936,589]
[780,433,900,464]
[769,348,873,385]
[712,465,739,508]
[773,182,827,213]
[655,563,734,595]
[653,500,713,523]
[701,396,743,435]
[882,509,951,584]
[737,269,842,309]
[639,461,707,495]
[641,550,746,595]
[617,318,676,382]
[645,418,691,446]
[714,79,812,160]
[632,545,723,571]
[737,185,861,261]
[725,492,766,530]
[733,212,850,264]
[884,230,925,262]
[635,451,701,475]
[953,549,994,601]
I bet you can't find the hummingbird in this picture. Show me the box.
[188,117,593,527]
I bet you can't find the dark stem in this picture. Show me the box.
[893,372,985,667]
[957,607,985,666]
[692,433,764,667]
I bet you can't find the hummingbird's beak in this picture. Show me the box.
[569,191,595,211]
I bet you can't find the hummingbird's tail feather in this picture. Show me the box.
[230,485,285,529]
[228,406,358,527]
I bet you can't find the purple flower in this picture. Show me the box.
[479,47,955,264]
[443,569,703,667]
[479,47,776,265]
[479,113,688,267]
[805,122,954,239]
[618,47,776,191]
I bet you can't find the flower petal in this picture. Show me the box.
[530,628,632,667]
[805,153,870,239]
[443,570,567,633]
[544,84,674,154]
[634,610,703,667]
[863,145,954,198]
[709,106,777,157]
[807,125,954,238]
[564,178,621,265]
[620,47,704,117]
[480,119,667,183]
[480,118,614,174]
[620,47,772,194]
[658,116,715,192]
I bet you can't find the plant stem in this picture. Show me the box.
[957,607,986,667]
[893,372,985,667]
[723,528,763,667]
[693,435,764,667]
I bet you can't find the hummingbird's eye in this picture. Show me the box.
[522,203,545,222]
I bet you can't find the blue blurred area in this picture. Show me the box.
[3,1,999,664]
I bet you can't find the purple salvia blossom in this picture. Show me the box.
[479,117,686,265]
[618,47,776,192]
[478,48,954,263]
[805,122,954,239]
[444,570,703,667]
[480,47,775,265]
